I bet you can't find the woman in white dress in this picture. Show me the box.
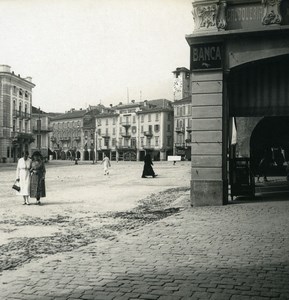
[101,154,111,175]
[16,151,32,205]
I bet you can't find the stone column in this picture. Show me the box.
[190,71,225,206]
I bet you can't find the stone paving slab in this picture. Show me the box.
[1,198,289,299]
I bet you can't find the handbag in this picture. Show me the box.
[12,180,20,192]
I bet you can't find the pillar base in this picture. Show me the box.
[191,180,227,206]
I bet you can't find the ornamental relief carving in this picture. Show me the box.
[262,0,282,25]
[192,1,228,32]
[192,4,218,30]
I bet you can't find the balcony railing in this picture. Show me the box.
[121,122,131,128]
[121,133,131,138]
[32,126,53,133]
[174,143,186,148]
[59,137,71,141]
[117,145,136,150]
[175,127,185,133]
[144,131,153,137]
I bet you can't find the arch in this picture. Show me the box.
[228,54,289,117]
[53,151,58,160]
[250,117,289,173]
[84,150,89,161]
[76,151,81,159]
[60,151,66,160]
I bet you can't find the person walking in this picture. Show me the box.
[15,151,32,205]
[102,154,111,175]
[257,146,272,182]
[30,151,46,205]
[142,153,157,178]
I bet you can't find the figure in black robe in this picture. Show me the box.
[142,154,156,178]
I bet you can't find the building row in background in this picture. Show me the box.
[0,65,192,162]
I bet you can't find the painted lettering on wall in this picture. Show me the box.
[190,43,222,71]
[226,4,263,30]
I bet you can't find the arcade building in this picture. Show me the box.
[188,0,289,206]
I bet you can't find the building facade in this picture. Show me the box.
[172,67,192,160]
[96,99,174,162]
[0,65,35,162]
[187,0,289,206]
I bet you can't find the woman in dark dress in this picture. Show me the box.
[142,153,157,178]
[30,151,46,204]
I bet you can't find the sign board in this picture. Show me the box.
[190,43,223,71]
[226,4,263,30]
[168,155,181,162]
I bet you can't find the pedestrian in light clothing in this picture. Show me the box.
[16,151,32,205]
[102,154,111,175]
[30,151,46,205]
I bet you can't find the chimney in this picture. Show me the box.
[0,65,11,73]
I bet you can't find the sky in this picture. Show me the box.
[0,0,194,113]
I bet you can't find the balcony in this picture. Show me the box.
[175,127,185,133]
[121,132,131,138]
[117,145,136,150]
[59,137,71,141]
[186,126,193,133]
[143,145,154,150]
[121,122,131,129]
[175,143,186,149]
[144,131,153,137]
[32,126,53,133]
[13,110,21,118]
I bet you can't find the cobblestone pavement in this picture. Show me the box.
[1,194,289,299]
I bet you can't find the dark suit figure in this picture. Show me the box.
[142,154,156,178]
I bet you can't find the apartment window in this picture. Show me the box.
[182,106,186,116]
[13,120,16,132]
[25,91,29,99]
[113,118,116,125]
[141,137,144,147]
[148,125,152,132]
[19,103,22,113]
[126,116,129,124]
[148,114,151,122]
[155,125,160,132]
[106,128,108,136]
[112,138,116,147]
[141,115,144,123]
[118,138,122,147]
[131,138,136,148]
[133,116,136,123]
[19,89,23,97]
[113,127,116,135]
[167,124,171,132]
[155,113,159,121]
[106,118,109,125]
[13,86,17,94]
[168,113,172,121]
[155,136,159,146]
[120,116,122,123]
[188,105,192,115]
[98,139,102,147]
[141,125,144,133]
[98,129,101,135]
[177,107,180,116]
[98,119,101,126]
[167,136,171,147]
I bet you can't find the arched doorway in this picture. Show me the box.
[228,55,289,198]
